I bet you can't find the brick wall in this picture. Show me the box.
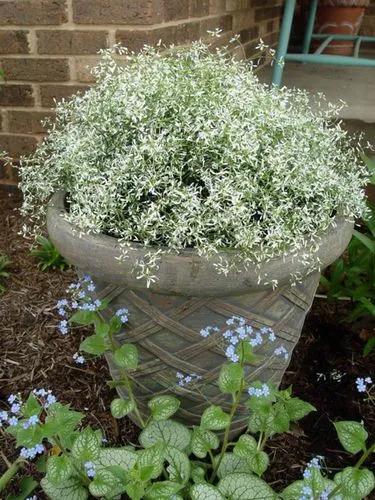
[0,0,282,185]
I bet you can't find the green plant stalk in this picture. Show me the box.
[0,458,22,492]
[211,351,246,482]
[107,326,145,428]
[210,384,244,482]
[327,441,375,499]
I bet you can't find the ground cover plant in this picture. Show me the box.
[30,236,69,272]
[0,191,374,499]
[18,40,368,284]
[0,253,11,293]
[0,276,374,499]
[321,156,375,355]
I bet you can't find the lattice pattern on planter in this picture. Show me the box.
[90,271,320,433]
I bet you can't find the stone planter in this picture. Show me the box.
[47,191,353,434]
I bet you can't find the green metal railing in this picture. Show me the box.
[271,0,375,86]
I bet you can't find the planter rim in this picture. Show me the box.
[47,191,354,297]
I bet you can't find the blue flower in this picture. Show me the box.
[7,394,17,404]
[302,455,324,480]
[45,394,57,408]
[23,415,39,429]
[10,403,21,414]
[274,345,288,361]
[33,388,47,397]
[58,319,69,335]
[248,383,270,398]
[84,461,96,478]
[226,316,245,326]
[299,485,313,500]
[57,299,68,308]
[8,416,19,426]
[356,376,372,393]
[116,307,129,323]
[0,411,8,422]
[249,332,262,347]
[73,352,86,365]
[20,444,44,460]
[225,344,239,363]
[176,371,202,387]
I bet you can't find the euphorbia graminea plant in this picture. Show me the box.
[18,39,367,283]
[1,276,374,499]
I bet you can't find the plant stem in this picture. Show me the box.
[107,325,145,428]
[211,343,248,482]
[0,458,22,492]
[328,442,375,499]
[210,385,243,482]
[355,442,375,469]
[257,432,264,451]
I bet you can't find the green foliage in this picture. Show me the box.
[30,235,69,271]
[321,154,375,355]
[334,421,368,454]
[2,305,373,500]
[0,253,11,293]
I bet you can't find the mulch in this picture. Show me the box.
[0,189,374,498]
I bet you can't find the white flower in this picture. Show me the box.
[18,41,367,286]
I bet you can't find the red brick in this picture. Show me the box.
[0,31,29,54]
[8,110,55,134]
[226,0,251,10]
[209,0,227,14]
[72,0,163,25]
[0,58,69,82]
[189,0,209,17]
[232,10,254,31]
[0,84,34,106]
[40,84,90,107]
[0,0,67,26]
[200,15,233,36]
[37,30,108,55]
[239,25,259,44]
[164,0,189,21]
[255,6,282,22]
[0,134,37,157]
[116,22,201,52]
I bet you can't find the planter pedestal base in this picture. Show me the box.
[90,272,320,434]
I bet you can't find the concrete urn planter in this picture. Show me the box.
[47,192,353,433]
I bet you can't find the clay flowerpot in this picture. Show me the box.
[47,191,353,433]
[314,0,370,55]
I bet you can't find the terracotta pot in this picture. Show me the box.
[47,191,353,434]
[314,5,366,55]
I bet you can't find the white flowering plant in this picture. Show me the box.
[17,40,368,281]
[1,276,374,499]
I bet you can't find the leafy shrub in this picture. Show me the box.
[321,156,375,355]
[18,41,367,282]
[1,276,374,499]
[0,253,11,293]
[30,235,69,271]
